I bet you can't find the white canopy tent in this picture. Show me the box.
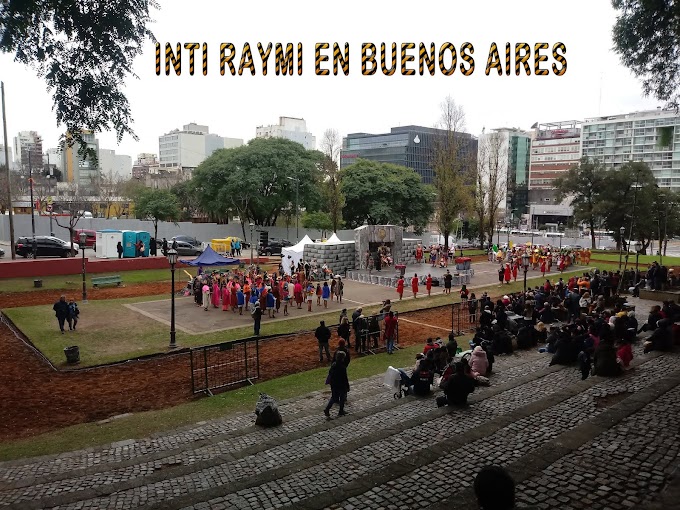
[326,233,342,244]
[281,235,313,275]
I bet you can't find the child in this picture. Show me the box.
[307,283,314,312]
[322,281,331,308]
[460,285,469,302]
[236,288,245,315]
[316,283,322,306]
[68,299,80,331]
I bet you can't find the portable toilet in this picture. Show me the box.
[122,230,138,258]
[97,229,123,258]
[135,231,151,257]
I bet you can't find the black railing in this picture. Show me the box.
[190,337,260,395]
[451,299,480,335]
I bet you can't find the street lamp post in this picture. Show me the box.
[167,248,178,349]
[249,223,255,264]
[496,224,500,246]
[559,222,563,250]
[506,223,510,247]
[634,240,642,284]
[286,176,299,240]
[28,148,37,259]
[618,226,625,270]
[79,232,88,303]
[1,82,16,259]
[522,252,530,295]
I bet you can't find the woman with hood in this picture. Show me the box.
[469,346,489,379]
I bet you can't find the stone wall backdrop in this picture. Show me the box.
[354,225,407,268]
[303,242,356,274]
[400,238,423,265]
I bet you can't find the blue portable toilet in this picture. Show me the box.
[135,231,151,257]
[122,230,137,258]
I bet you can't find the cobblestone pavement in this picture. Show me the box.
[0,329,677,510]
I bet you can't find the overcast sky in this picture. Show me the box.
[0,0,661,159]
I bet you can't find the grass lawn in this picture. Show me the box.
[0,269,175,294]
[590,252,680,266]
[0,345,425,461]
[3,266,598,368]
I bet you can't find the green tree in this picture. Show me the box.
[191,138,323,237]
[554,157,607,249]
[340,159,434,232]
[0,1,155,156]
[135,189,181,244]
[320,128,345,232]
[432,96,476,253]
[612,1,680,109]
[171,180,200,222]
[301,211,335,238]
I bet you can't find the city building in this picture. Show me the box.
[581,108,680,189]
[477,128,531,223]
[132,153,159,179]
[158,123,243,172]
[340,125,477,184]
[256,116,316,150]
[99,149,132,180]
[62,130,100,188]
[0,143,13,168]
[13,131,43,172]
[44,148,63,173]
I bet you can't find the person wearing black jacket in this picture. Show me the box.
[439,361,475,406]
[324,351,350,417]
[351,307,362,351]
[337,317,351,348]
[315,320,332,362]
[53,296,70,334]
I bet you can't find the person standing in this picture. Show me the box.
[150,237,157,256]
[252,305,262,336]
[135,239,141,257]
[338,316,351,349]
[396,276,405,300]
[426,274,432,296]
[315,320,332,362]
[384,311,398,354]
[162,237,168,256]
[67,299,80,331]
[202,282,211,311]
[322,281,331,308]
[352,307,363,351]
[444,270,453,294]
[324,350,349,418]
[411,274,419,299]
[116,241,123,259]
[139,241,146,258]
[504,263,511,285]
[53,296,70,334]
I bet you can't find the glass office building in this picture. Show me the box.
[340,126,477,184]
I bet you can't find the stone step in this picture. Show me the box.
[176,354,678,510]
[0,349,547,487]
[0,352,553,507]
[325,353,680,510]
[29,355,669,510]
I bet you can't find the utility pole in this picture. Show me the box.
[28,147,37,258]
[1,82,16,259]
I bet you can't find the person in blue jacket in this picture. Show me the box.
[266,287,276,318]
[249,291,259,312]
[236,288,245,315]
[322,281,331,309]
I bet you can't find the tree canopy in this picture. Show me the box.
[135,188,181,241]
[190,138,324,232]
[340,159,434,232]
[0,0,156,152]
[612,0,680,108]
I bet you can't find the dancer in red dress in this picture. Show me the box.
[396,277,405,300]
[504,263,511,284]
[426,274,432,296]
[411,274,419,298]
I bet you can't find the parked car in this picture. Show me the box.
[15,236,79,258]
[171,235,201,247]
[258,239,293,256]
[174,240,204,256]
[73,229,97,250]
[0,247,4,257]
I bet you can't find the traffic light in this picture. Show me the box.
[259,230,268,247]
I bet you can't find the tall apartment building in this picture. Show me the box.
[581,108,680,189]
[477,128,531,222]
[158,123,243,171]
[0,144,13,169]
[62,130,100,188]
[340,126,477,185]
[13,131,43,171]
[99,149,133,180]
[256,116,316,150]
[44,148,63,173]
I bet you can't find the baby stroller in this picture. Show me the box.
[384,366,409,399]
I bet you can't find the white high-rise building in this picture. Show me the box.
[99,149,132,179]
[44,148,64,172]
[158,123,243,170]
[581,108,680,189]
[13,131,43,170]
[255,116,316,150]
[0,144,13,169]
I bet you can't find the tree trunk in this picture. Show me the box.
[154,220,158,248]
[589,219,596,250]
[443,229,450,254]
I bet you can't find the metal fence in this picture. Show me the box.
[354,313,400,354]
[190,337,260,395]
[451,299,480,336]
